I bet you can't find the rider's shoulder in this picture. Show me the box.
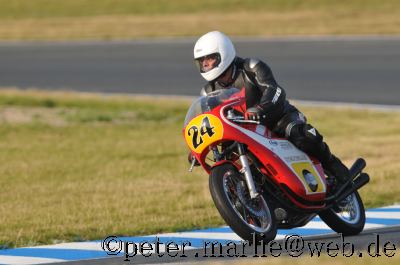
[243,58,270,72]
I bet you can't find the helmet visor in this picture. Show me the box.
[194,53,221,73]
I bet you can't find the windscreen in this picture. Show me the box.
[183,88,240,127]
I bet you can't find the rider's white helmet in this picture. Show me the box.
[193,31,236,81]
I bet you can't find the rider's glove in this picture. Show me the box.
[245,105,266,121]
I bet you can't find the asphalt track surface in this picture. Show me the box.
[1,36,400,105]
[49,226,400,265]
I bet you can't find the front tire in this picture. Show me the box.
[319,191,365,235]
[209,163,277,243]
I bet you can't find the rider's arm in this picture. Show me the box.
[244,58,286,124]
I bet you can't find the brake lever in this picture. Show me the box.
[226,110,260,124]
[188,157,197,172]
[232,119,260,124]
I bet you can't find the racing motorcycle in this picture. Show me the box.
[183,87,370,242]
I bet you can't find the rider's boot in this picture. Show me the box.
[324,155,351,184]
[316,142,351,185]
[317,144,351,211]
[323,154,352,211]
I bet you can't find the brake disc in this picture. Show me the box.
[236,181,265,217]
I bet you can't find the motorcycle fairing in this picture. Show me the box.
[219,102,327,199]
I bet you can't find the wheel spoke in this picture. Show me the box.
[222,171,272,233]
[334,193,361,224]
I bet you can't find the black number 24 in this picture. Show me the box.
[188,116,215,149]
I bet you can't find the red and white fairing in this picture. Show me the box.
[184,88,328,210]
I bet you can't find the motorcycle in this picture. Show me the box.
[183,87,370,242]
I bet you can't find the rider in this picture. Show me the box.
[193,31,351,184]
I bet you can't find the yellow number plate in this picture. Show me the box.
[184,114,223,154]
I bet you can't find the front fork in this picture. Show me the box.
[237,144,259,199]
[190,143,259,199]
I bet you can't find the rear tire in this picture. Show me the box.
[319,191,365,235]
[209,163,277,243]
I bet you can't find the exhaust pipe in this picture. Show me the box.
[325,158,367,203]
[335,173,370,204]
[349,158,366,179]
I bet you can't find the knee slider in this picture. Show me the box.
[302,124,323,144]
[288,124,307,149]
[288,124,322,152]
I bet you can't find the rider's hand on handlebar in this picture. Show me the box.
[245,106,266,121]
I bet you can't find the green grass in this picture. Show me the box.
[0,0,397,18]
[0,89,399,249]
[0,0,399,40]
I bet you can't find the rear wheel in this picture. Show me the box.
[319,191,365,235]
[209,163,277,243]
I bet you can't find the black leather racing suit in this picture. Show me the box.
[201,57,350,182]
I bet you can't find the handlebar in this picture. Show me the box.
[226,109,260,124]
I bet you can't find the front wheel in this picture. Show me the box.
[209,163,277,243]
[319,191,365,236]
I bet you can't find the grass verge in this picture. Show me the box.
[0,88,399,248]
[0,0,399,40]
